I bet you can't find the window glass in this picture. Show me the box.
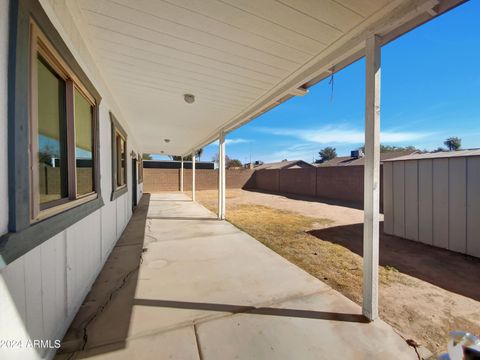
[121,138,126,185]
[116,133,126,187]
[37,57,67,205]
[74,89,94,195]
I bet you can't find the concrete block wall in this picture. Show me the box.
[254,166,383,207]
[279,168,316,196]
[143,169,255,193]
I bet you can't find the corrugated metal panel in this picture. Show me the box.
[404,161,419,241]
[432,159,449,249]
[418,160,433,245]
[393,162,405,238]
[385,155,479,257]
[449,158,467,253]
[383,162,394,234]
[384,149,480,161]
[467,157,480,257]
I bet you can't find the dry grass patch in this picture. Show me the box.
[226,204,403,304]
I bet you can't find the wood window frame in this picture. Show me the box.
[2,0,103,269]
[110,112,128,201]
[138,155,144,183]
[30,21,99,222]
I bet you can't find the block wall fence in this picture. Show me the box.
[143,165,382,208]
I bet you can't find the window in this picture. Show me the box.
[110,112,128,200]
[30,22,98,220]
[74,89,95,196]
[138,155,144,183]
[3,0,103,268]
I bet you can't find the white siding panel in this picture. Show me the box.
[404,161,419,241]
[278,0,364,32]
[55,232,67,331]
[0,257,34,360]
[24,247,45,341]
[448,158,467,253]
[383,162,394,234]
[40,237,58,340]
[102,200,117,261]
[219,0,342,44]
[393,162,405,238]
[0,0,9,236]
[116,195,126,236]
[432,159,449,249]
[40,232,67,341]
[467,157,480,257]
[0,257,26,327]
[418,160,433,245]
[66,211,102,316]
[115,0,322,55]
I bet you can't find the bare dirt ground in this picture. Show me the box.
[189,188,480,357]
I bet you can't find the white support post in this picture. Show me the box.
[180,157,184,192]
[363,34,381,321]
[192,152,196,201]
[218,132,226,219]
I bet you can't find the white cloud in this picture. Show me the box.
[256,125,430,144]
[225,138,252,145]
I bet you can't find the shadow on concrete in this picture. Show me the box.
[146,216,218,221]
[149,199,192,202]
[133,298,369,323]
[308,222,480,302]
[243,188,365,211]
[57,194,151,358]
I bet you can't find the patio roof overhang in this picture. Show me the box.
[66,0,463,156]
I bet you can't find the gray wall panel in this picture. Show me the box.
[432,159,449,249]
[418,160,433,245]
[383,162,394,234]
[448,158,467,253]
[393,162,405,238]
[386,155,479,257]
[404,161,419,241]
[467,157,480,257]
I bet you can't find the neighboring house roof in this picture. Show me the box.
[317,150,417,167]
[383,149,480,162]
[143,160,215,169]
[255,160,314,170]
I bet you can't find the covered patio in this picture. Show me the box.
[0,0,469,359]
[57,193,418,359]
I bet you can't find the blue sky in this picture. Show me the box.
[158,1,480,163]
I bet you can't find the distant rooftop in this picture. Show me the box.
[255,160,314,170]
[317,150,417,167]
[384,149,480,162]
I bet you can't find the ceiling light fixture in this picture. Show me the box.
[184,94,195,104]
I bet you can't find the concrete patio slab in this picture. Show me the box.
[57,193,418,359]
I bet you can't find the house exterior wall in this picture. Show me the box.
[383,157,480,257]
[0,1,143,359]
[143,169,255,192]
[0,0,8,236]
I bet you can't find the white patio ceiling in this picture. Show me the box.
[70,0,463,156]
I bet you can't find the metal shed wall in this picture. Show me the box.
[383,156,480,257]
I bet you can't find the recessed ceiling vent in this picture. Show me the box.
[184,94,195,104]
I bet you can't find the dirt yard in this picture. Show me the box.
[189,189,480,357]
